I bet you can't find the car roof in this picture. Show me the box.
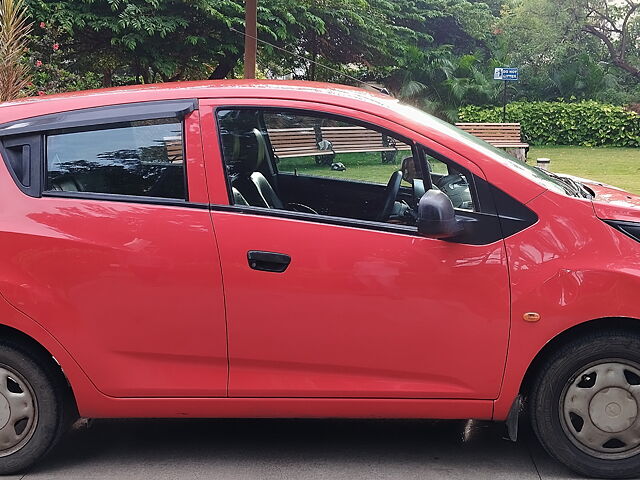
[0,80,395,124]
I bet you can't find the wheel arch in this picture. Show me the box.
[520,317,640,399]
[0,323,79,415]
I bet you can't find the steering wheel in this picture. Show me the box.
[377,170,403,222]
[434,173,472,209]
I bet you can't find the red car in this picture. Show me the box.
[0,81,639,477]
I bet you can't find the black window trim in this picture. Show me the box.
[0,135,42,197]
[41,190,204,208]
[0,99,198,137]
[0,99,197,201]
[209,202,505,244]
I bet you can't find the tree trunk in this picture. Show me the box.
[209,52,242,79]
[612,58,640,81]
[102,69,113,88]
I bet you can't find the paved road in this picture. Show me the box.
[11,418,586,479]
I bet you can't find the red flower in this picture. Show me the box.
[37,91,46,96]
[492,28,504,35]
[35,60,43,68]
[52,43,59,51]
[39,22,45,28]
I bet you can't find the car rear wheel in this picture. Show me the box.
[530,330,640,478]
[0,341,72,474]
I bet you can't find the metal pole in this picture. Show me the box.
[244,0,257,79]
[502,80,507,123]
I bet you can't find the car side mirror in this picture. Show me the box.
[417,189,463,239]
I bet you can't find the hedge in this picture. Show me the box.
[458,101,640,147]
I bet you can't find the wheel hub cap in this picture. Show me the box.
[0,395,10,430]
[589,387,637,433]
[562,360,640,460]
[0,366,37,456]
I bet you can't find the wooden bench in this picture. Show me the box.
[163,136,184,164]
[268,126,411,164]
[455,123,529,161]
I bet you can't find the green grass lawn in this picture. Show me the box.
[529,146,640,194]
[278,152,404,183]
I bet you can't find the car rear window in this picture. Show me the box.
[45,119,186,200]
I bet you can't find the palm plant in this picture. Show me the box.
[0,0,32,102]
[386,47,500,122]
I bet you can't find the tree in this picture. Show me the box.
[27,0,249,86]
[569,0,640,80]
[25,0,403,86]
[501,0,639,82]
[0,0,32,101]
[498,0,638,103]
[376,0,497,119]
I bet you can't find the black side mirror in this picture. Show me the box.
[417,189,463,239]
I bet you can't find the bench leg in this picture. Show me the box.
[505,147,526,163]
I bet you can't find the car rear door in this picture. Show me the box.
[0,101,228,397]
[201,98,511,400]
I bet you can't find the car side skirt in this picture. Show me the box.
[77,397,493,420]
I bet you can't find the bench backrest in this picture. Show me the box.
[268,126,411,158]
[267,128,325,158]
[321,126,387,151]
[454,122,524,144]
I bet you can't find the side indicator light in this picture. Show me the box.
[523,312,541,323]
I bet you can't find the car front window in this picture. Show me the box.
[390,103,575,197]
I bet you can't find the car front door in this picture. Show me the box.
[202,100,511,399]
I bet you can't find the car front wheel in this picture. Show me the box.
[530,330,640,478]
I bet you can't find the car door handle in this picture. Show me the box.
[247,250,291,273]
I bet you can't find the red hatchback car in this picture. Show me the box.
[0,81,639,477]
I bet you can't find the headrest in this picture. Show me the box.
[218,109,267,177]
[224,128,267,176]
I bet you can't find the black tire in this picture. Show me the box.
[530,329,640,478]
[0,339,73,474]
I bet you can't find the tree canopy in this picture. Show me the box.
[17,0,640,115]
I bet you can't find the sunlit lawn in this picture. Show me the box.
[278,152,404,183]
[529,146,640,194]
[276,147,640,194]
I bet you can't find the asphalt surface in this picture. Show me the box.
[10,417,592,479]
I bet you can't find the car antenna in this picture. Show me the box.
[229,27,392,96]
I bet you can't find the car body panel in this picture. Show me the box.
[211,211,509,399]
[0,110,228,398]
[494,190,640,418]
[202,98,511,400]
[0,81,637,422]
[78,396,494,420]
[590,184,640,223]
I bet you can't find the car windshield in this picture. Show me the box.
[390,103,589,198]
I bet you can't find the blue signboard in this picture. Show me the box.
[494,67,519,81]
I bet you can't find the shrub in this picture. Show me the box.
[0,0,32,102]
[458,101,640,147]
